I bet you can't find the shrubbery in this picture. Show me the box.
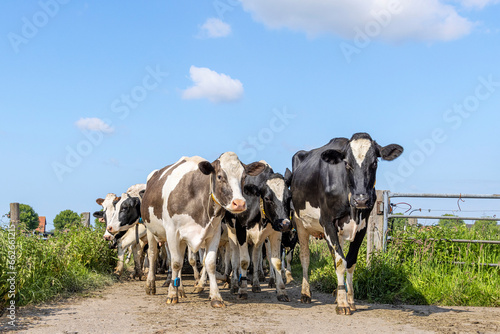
[296,222,500,306]
[0,225,117,307]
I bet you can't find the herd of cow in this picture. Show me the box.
[93,133,403,315]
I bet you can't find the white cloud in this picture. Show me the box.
[182,66,243,103]
[461,0,500,9]
[239,0,475,42]
[75,117,114,133]
[200,18,231,38]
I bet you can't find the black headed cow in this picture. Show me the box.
[224,162,292,302]
[141,153,265,308]
[290,133,403,314]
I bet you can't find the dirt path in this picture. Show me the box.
[2,274,499,334]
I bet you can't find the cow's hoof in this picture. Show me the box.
[237,293,248,300]
[166,297,178,304]
[146,286,156,295]
[300,294,311,304]
[179,290,187,298]
[193,286,204,294]
[252,286,261,293]
[349,304,357,312]
[211,300,225,308]
[277,294,290,302]
[336,306,352,315]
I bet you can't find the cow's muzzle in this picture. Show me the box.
[271,219,292,232]
[229,199,247,213]
[351,194,370,209]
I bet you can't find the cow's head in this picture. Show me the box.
[245,173,292,232]
[198,152,266,214]
[106,193,141,234]
[321,133,403,209]
[94,193,120,240]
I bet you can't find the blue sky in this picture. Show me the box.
[1,0,500,230]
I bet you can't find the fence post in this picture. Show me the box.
[81,212,90,228]
[367,190,384,265]
[10,203,20,230]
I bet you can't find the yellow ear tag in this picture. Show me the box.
[259,197,266,218]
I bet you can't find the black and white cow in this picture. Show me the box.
[224,162,292,302]
[94,185,148,279]
[290,133,403,314]
[141,153,265,307]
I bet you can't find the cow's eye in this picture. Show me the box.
[217,174,222,180]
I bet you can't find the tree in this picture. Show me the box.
[9,204,39,231]
[53,210,81,231]
[438,214,465,229]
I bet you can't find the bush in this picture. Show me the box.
[0,224,117,308]
[297,222,500,307]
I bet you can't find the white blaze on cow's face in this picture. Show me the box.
[97,193,118,240]
[266,178,285,202]
[349,138,372,167]
[217,152,246,213]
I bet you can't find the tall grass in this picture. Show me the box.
[296,223,500,306]
[0,225,117,308]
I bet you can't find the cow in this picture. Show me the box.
[141,153,265,307]
[289,132,403,315]
[94,185,148,279]
[224,162,292,302]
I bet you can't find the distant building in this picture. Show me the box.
[35,216,46,234]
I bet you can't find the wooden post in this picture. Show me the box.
[81,212,90,228]
[367,190,384,265]
[10,203,20,230]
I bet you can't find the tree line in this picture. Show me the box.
[5,204,103,232]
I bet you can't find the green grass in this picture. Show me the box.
[292,223,500,306]
[1,225,117,308]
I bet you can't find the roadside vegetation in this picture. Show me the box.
[0,224,117,308]
[297,219,500,307]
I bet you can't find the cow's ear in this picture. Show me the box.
[284,168,293,187]
[243,184,261,197]
[131,197,141,208]
[139,189,145,199]
[93,211,104,218]
[378,143,403,161]
[245,162,266,176]
[113,197,121,205]
[321,149,345,164]
[198,161,215,175]
[96,198,105,205]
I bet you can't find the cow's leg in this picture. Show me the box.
[295,217,312,303]
[229,233,240,294]
[323,220,350,315]
[193,256,207,293]
[222,240,232,289]
[269,232,289,302]
[145,232,158,295]
[131,243,144,280]
[205,232,225,308]
[238,242,250,299]
[188,247,200,284]
[166,240,186,304]
[262,240,270,282]
[114,242,126,277]
[284,249,294,283]
[251,242,262,293]
[345,223,367,312]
